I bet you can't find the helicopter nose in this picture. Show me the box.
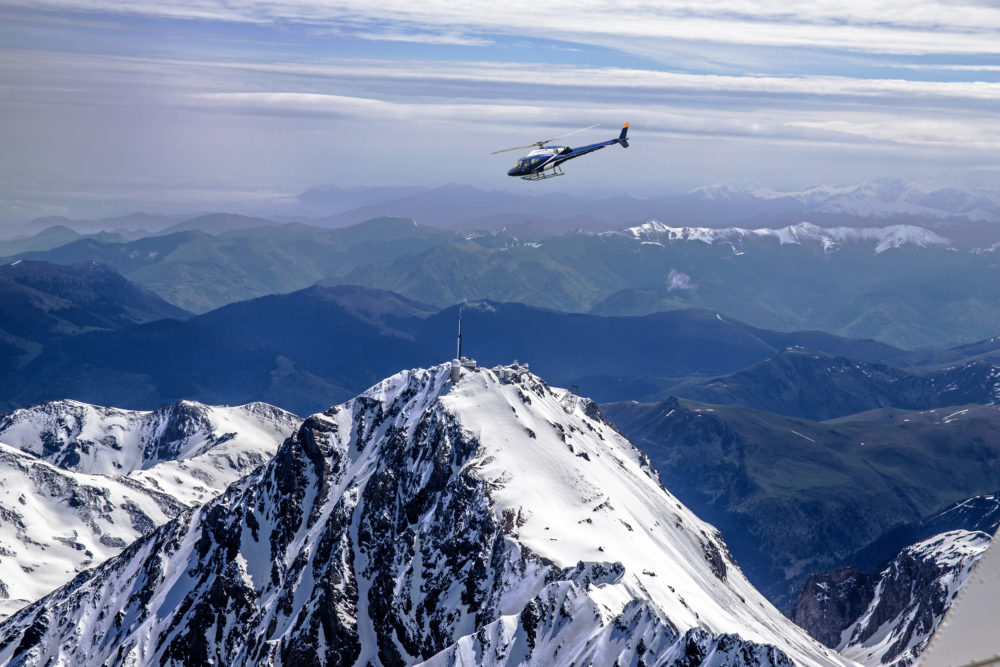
[507,168,519,177]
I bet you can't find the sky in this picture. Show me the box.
[1,1,999,226]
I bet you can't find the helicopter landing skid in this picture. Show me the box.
[521,165,564,181]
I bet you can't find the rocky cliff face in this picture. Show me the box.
[793,530,990,667]
[792,569,877,648]
[0,364,854,666]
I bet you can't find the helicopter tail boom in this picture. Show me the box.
[618,122,629,148]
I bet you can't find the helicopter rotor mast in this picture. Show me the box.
[490,123,599,154]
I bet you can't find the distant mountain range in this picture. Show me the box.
[5,262,933,414]
[12,177,1000,238]
[323,219,1000,347]
[673,348,1000,420]
[314,178,1000,230]
[5,218,454,313]
[7,190,1000,346]
[11,261,1000,417]
[16,212,184,236]
[621,220,951,253]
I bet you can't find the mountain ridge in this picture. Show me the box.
[0,363,853,666]
[0,397,298,618]
[673,348,1000,420]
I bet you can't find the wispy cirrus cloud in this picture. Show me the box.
[352,31,493,46]
[7,0,1000,56]
[6,49,998,105]
[188,90,1000,152]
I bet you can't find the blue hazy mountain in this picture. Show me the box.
[2,278,913,415]
[12,210,1000,347]
[0,259,187,357]
[0,260,192,407]
[154,212,282,236]
[322,220,1000,349]
[313,179,1000,231]
[672,348,1000,420]
[6,218,457,313]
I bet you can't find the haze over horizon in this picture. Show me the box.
[2,1,999,226]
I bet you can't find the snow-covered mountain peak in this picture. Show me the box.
[0,398,298,619]
[622,219,950,254]
[0,399,299,506]
[0,439,186,619]
[687,183,758,201]
[0,363,853,666]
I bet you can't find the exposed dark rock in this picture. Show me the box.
[792,568,877,648]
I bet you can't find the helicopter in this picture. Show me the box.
[493,123,630,180]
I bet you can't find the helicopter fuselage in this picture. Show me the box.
[506,124,629,179]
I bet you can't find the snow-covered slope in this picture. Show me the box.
[621,220,950,254]
[0,399,298,619]
[0,442,185,619]
[799,530,989,667]
[0,399,299,506]
[0,364,855,666]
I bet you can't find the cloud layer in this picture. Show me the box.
[1,1,998,223]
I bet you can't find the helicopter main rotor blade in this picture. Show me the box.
[490,123,599,154]
[540,123,599,145]
[490,143,541,155]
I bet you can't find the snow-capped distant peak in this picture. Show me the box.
[687,183,757,200]
[0,363,853,666]
[622,220,950,254]
[682,178,1000,221]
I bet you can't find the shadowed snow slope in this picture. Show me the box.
[0,365,855,666]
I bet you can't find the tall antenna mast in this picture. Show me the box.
[456,307,463,359]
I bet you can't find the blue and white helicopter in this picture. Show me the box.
[493,123,630,180]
